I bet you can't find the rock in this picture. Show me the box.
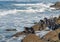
[24,27,35,34]
[5,29,17,31]
[22,34,45,42]
[50,2,60,9]
[43,28,60,42]
[12,31,26,37]
[32,23,46,31]
[12,27,35,37]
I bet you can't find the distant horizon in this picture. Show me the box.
[0,0,60,2]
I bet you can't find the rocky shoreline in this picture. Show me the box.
[11,15,60,42]
[6,2,60,42]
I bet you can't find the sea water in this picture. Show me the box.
[0,0,60,42]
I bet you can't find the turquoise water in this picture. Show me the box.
[0,0,60,42]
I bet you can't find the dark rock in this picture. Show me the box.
[24,27,35,34]
[12,27,35,37]
[5,29,17,31]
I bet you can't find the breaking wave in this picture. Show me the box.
[0,2,57,16]
[13,3,54,12]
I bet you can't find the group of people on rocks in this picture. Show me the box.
[39,16,60,30]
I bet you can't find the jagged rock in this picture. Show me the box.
[5,29,17,31]
[12,16,60,38]
[50,2,60,9]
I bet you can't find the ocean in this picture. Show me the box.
[0,0,60,42]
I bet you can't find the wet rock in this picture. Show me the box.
[24,27,35,34]
[43,28,60,42]
[12,31,26,37]
[50,2,60,9]
[12,27,35,37]
[5,29,17,31]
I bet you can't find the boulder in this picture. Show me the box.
[22,34,45,42]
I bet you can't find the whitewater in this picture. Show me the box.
[0,0,60,42]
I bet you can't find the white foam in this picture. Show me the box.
[0,3,54,17]
[0,9,17,16]
[13,3,53,13]
[13,3,52,7]
[16,9,36,13]
[35,31,50,38]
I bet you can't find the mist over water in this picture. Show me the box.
[0,0,60,42]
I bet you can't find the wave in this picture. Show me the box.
[0,3,55,16]
[13,3,52,7]
[13,3,54,12]
[0,2,59,19]
[0,9,17,16]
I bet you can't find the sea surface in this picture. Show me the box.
[0,0,60,42]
